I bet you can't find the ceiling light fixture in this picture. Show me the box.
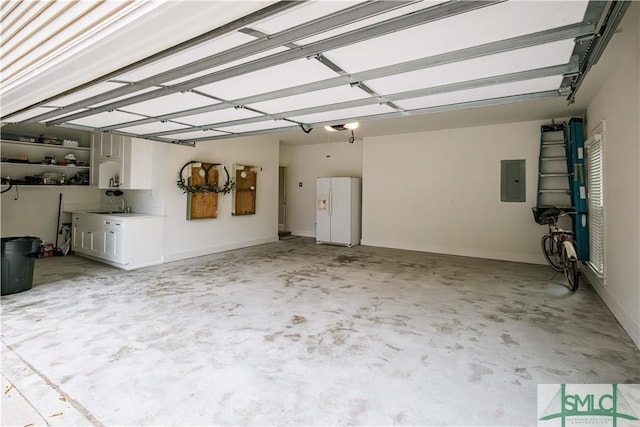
[324,122,359,132]
[324,121,359,143]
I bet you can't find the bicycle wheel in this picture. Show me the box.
[541,235,563,271]
[562,246,580,292]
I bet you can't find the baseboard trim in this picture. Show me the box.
[360,239,546,265]
[583,267,640,349]
[290,229,315,238]
[163,236,279,263]
[74,253,164,271]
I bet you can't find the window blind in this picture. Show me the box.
[586,131,604,277]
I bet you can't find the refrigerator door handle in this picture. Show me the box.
[328,189,333,216]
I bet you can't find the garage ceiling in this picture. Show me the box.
[0,1,628,145]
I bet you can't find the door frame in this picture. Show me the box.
[278,165,288,232]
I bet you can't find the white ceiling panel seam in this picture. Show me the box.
[228,23,593,105]
[168,62,574,135]
[140,61,574,139]
[324,0,588,74]
[95,87,256,132]
[41,0,503,126]
[363,39,576,95]
[116,106,264,131]
[180,90,561,144]
[45,20,594,132]
[26,1,412,124]
[142,114,288,138]
[112,89,561,144]
[117,2,413,86]
[85,44,581,134]
[394,76,564,110]
[236,25,397,113]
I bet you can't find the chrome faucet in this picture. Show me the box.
[110,197,126,212]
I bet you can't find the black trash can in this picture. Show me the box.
[1,236,42,296]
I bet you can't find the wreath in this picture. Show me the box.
[176,161,235,195]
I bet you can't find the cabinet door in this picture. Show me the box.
[105,230,115,258]
[99,134,122,160]
[120,137,152,189]
[105,229,125,262]
[72,216,81,249]
[81,229,105,255]
[81,230,94,251]
[109,135,122,160]
[72,223,80,249]
[93,229,106,256]
[73,214,95,254]
[98,134,111,159]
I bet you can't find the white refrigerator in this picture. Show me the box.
[316,177,361,247]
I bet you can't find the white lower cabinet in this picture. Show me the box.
[103,219,125,263]
[71,213,162,270]
[72,215,103,255]
[82,229,103,256]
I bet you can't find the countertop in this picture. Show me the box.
[74,211,161,219]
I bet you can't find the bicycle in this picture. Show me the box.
[533,207,580,292]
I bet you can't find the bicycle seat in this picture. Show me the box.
[532,207,562,225]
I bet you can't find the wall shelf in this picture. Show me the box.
[0,184,92,188]
[1,140,90,151]
[1,162,90,170]
[1,138,92,185]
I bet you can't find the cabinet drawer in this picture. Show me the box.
[103,219,125,230]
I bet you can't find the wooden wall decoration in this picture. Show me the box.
[187,163,219,220]
[232,164,257,216]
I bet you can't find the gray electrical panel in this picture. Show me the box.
[501,159,526,202]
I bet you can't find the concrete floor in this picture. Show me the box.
[1,237,638,426]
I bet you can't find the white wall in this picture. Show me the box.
[1,187,100,245]
[1,132,280,262]
[280,140,362,237]
[361,120,554,264]
[124,136,280,263]
[584,3,639,347]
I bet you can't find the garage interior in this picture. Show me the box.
[1,1,639,426]
[1,239,638,426]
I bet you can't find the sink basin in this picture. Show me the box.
[87,211,149,217]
